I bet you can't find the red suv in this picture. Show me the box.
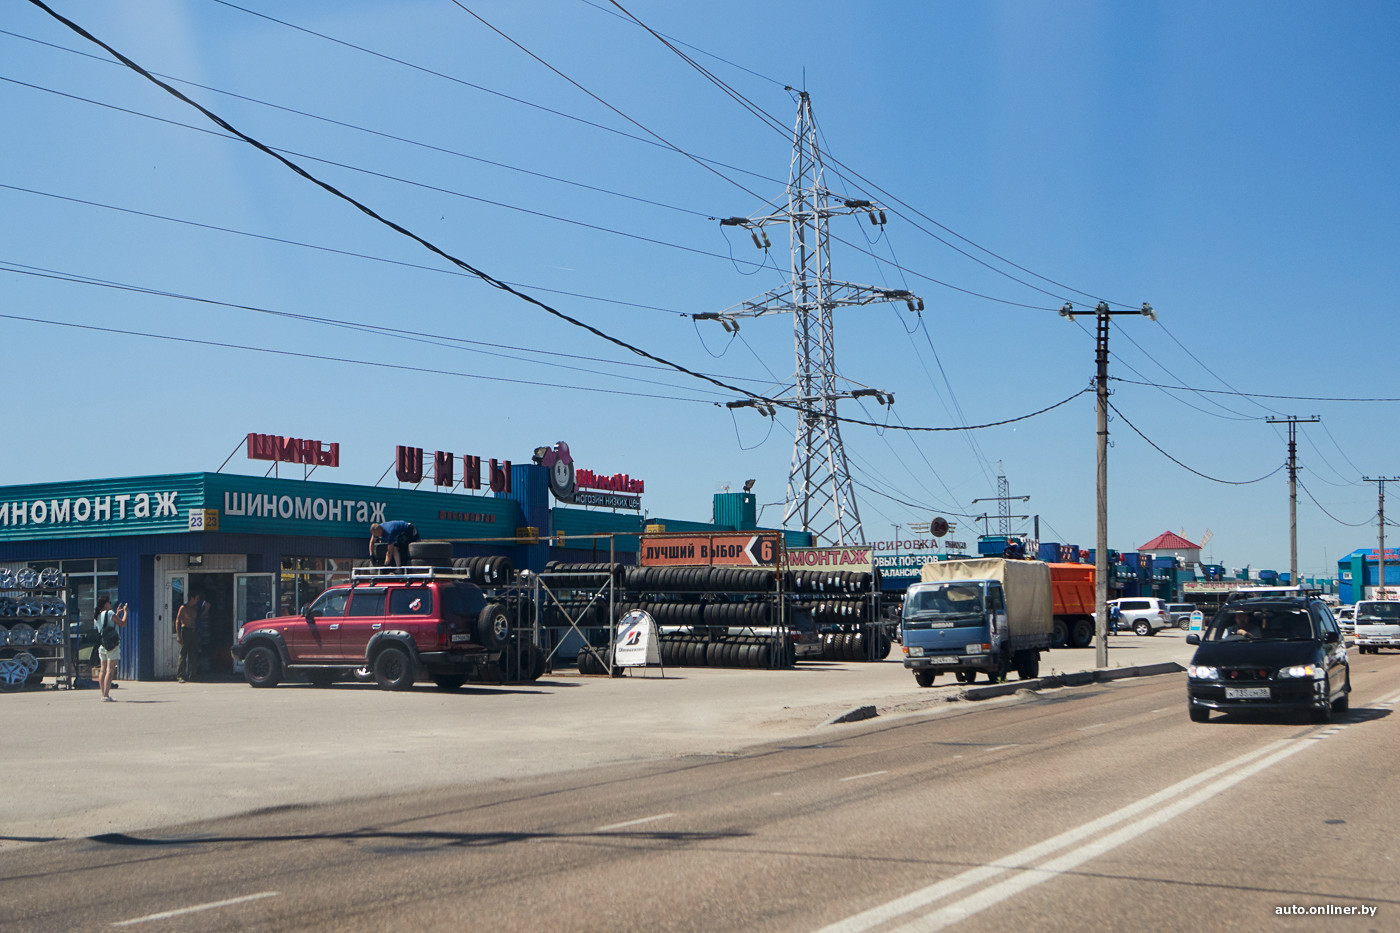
[232,568,512,690]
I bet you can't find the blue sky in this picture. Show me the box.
[3,1,1397,578]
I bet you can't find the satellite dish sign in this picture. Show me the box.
[614,609,660,667]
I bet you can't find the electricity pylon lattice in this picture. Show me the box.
[698,92,922,546]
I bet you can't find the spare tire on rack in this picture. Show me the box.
[476,603,511,649]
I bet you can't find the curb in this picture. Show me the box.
[824,704,878,725]
[962,660,1185,702]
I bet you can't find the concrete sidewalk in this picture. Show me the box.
[0,633,1193,849]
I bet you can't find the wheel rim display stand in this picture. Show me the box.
[0,569,72,691]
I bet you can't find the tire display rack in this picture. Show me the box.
[0,567,71,691]
[789,569,893,662]
[544,562,795,672]
[402,541,545,685]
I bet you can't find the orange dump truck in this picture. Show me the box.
[1048,562,1096,648]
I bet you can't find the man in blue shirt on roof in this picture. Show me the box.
[369,520,419,567]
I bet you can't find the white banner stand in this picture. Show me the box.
[613,609,664,677]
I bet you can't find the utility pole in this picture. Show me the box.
[1062,301,1155,668]
[1364,477,1399,599]
[1266,416,1320,586]
[698,92,923,546]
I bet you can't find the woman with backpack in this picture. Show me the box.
[94,596,128,702]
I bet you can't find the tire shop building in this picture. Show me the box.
[0,436,807,682]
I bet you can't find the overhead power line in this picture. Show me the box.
[1108,402,1285,486]
[1111,376,1400,404]
[28,0,1082,439]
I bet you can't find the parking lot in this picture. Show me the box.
[2,632,1194,850]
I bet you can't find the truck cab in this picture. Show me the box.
[901,577,1016,686]
[1353,600,1400,653]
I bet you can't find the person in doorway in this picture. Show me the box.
[94,596,127,702]
[369,520,419,567]
[174,592,201,682]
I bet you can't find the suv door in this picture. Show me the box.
[293,588,350,661]
[341,588,387,662]
[1312,602,1346,700]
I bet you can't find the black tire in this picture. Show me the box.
[955,670,972,684]
[243,645,282,688]
[914,670,937,688]
[1016,651,1040,681]
[1309,682,1332,723]
[1179,618,1191,631]
[1071,618,1094,648]
[408,540,453,562]
[373,646,415,691]
[1133,620,1151,637]
[432,674,466,691]
[1188,705,1210,723]
[1051,619,1068,649]
[528,644,547,681]
[476,603,511,650]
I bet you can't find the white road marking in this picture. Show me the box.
[840,771,888,782]
[113,892,279,927]
[816,738,1294,933]
[886,731,1338,932]
[1076,722,1108,731]
[983,745,1015,753]
[595,813,674,832]
[1375,688,1400,706]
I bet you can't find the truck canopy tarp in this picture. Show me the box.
[919,558,1052,636]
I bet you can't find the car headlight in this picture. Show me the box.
[1277,664,1322,679]
[236,625,245,642]
[966,643,988,654]
[906,646,923,657]
[1188,664,1219,680]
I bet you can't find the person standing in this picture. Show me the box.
[174,592,201,683]
[94,596,127,702]
[369,520,419,567]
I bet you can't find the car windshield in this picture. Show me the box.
[1203,606,1317,642]
[904,583,984,628]
[1356,602,1400,624]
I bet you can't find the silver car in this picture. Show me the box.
[1109,597,1172,635]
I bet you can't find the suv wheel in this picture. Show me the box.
[373,646,415,691]
[1133,620,1151,636]
[243,645,282,688]
[432,674,466,691]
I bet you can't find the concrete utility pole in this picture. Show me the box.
[698,92,923,547]
[1266,416,1320,586]
[1062,301,1155,669]
[1364,477,1399,599]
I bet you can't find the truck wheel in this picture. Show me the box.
[954,670,972,684]
[243,646,282,688]
[1133,620,1151,637]
[914,670,937,688]
[1071,618,1093,648]
[373,646,415,691]
[1016,651,1039,680]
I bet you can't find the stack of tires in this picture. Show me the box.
[658,634,791,669]
[818,629,893,661]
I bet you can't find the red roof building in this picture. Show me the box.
[1139,531,1203,566]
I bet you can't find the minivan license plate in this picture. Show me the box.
[930,656,959,664]
[1225,687,1270,699]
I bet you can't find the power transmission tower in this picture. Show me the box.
[971,464,1029,538]
[1266,415,1319,585]
[697,92,922,546]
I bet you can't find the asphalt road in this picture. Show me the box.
[5,645,1397,932]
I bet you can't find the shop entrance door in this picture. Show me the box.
[153,572,188,679]
[233,574,276,673]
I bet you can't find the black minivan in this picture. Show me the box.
[1185,596,1349,723]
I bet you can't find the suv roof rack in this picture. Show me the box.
[351,566,469,583]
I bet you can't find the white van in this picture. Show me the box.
[1353,600,1400,654]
